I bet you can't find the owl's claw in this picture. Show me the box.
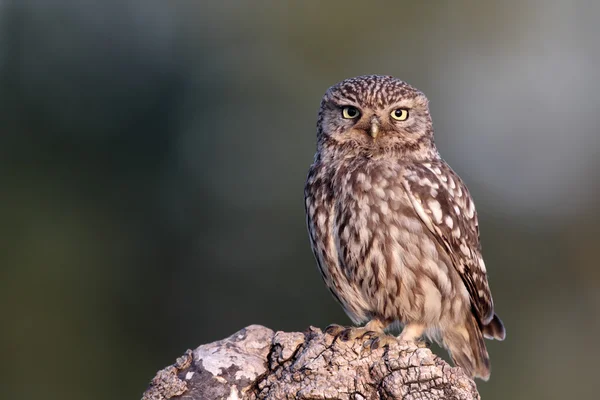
[365,334,398,350]
[325,325,396,350]
[324,324,346,337]
[338,327,376,342]
[325,325,378,341]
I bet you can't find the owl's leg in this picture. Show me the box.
[363,318,387,332]
[398,323,426,343]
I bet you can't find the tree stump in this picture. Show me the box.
[142,325,480,400]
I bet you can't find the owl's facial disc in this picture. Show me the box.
[317,75,437,160]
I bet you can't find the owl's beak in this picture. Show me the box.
[370,118,380,139]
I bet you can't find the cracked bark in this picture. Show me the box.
[142,325,480,400]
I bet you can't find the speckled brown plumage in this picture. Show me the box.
[304,75,505,380]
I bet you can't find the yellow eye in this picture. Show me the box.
[391,109,409,121]
[342,106,360,119]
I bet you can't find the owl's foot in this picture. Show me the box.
[334,326,397,350]
[340,326,377,341]
[324,324,372,341]
[324,319,396,350]
[363,332,398,350]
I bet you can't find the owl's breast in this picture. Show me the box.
[331,160,412,283]
[332,159,411,238]
[331,159,462,323]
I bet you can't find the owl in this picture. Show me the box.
[304,75,505,380]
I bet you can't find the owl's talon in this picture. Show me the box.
[324,324,346,337]
[339,327,374,341]
[361,330,377,340]
[339,328,353,341]
[365,337,380,350]
[366,334,397,350]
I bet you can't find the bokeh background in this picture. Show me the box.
[1,1,599,399]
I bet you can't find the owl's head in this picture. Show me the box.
[317,75,438,161]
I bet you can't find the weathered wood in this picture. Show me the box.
[142,325,480,400]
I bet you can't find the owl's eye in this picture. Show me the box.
[342,106,360,119]
[391,109,409,121]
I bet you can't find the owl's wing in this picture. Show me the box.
[401,161,494,324]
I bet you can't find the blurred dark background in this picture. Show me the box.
[1,1,599,399]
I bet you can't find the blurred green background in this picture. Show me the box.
[1,1,599,399]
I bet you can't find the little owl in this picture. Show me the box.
[304,75,505,380]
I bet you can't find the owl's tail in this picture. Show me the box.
[442,312,505,381]
[482,313,506,341]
